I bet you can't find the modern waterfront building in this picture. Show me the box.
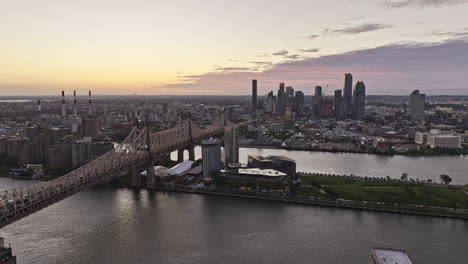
[247,154,296,176]
[343,73,353,118]
[214,168,286,187]
[414,132,428,145]
[334,89,342,117]
[427,134,462,149]
[410,90,425,122]
[352,81,366,120]
[369,248,412,264]
[202,138,221,179]
[252,79,257,117]
[224,125,239,165]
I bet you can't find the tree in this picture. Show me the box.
[440,174,452,186]
[401,173,408,181]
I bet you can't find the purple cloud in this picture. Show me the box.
[380,0,467,8]
[332,23,393,35]
[157,39,468,95]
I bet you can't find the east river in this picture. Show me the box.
[174,147,468,184]
[1,148,468,263]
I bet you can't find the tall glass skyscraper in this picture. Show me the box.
[224,125,239,165]
[343,73,353,117]
[352,81,366,120]
[334,89,342,117]
[252,79,257,117]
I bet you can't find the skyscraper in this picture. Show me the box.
[202,138,221,179]
[410,90,426,122]
[343,73,353,117]
[252,79,257,117]
[224,125,239,165]
[277,83,286,115]
[286,86,294,99]
[334,89,342,117]
[315,86,322,96]
[352,81,366,120]
[295,91,304,114]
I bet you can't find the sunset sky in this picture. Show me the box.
[1,0,468,96]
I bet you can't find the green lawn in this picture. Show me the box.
[296,187,330,198]
[299,174,468,209]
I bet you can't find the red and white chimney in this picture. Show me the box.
[73,90,78,117]
[37,99,42,122]
[88,90,92,115]
[61,91,66,118]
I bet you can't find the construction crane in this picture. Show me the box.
[322,84,329,96]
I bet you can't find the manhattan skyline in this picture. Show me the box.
[2,0,468,96]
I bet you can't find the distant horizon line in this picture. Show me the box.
[2,93,468,98]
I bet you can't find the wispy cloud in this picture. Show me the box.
[379,0,467,8]
[347,16,366,21]
[284,54,300,60]
[158,39,468,95]
[272,50,289,56]
[332,23,393,34]
[299,48,320,53]
[213,66,252,71]
[249,61,273,65]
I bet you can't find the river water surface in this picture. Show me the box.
[1,149,467,263]
[173,147,468,184]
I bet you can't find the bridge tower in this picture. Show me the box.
[177,113,195,162]
[145,109,156,188]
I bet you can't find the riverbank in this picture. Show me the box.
[96,182,468,220]
[241,144,468,157]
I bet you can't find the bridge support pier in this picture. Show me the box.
[146,162,155,188]
[177,149,184,163]
[188,146,195,161]
[131,167,141,187]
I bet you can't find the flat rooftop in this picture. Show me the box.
[238,168,286,177]
[372,248,412,264]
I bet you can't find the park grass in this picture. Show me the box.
[296,187,330,198]
[299,174,468,209]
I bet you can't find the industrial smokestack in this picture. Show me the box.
[88,90,92,115]
[73,90,78,117]
[37,99,42,122]
[61,91,66,118]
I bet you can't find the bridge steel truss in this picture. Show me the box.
[0,112,240,229]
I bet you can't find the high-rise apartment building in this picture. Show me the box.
[343,73,353,117]
[315,86,322,96]
[82,115,99,139]
[252,79,257,117]
[295,91,304,114]
[352,81,366,120]
[224,125,239,165]
[202,138,221,179]
[277,83,286,114]
[334,89,342,117]
[318,98,334,117]
[286,86,294,99]
[410,90,425,122]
